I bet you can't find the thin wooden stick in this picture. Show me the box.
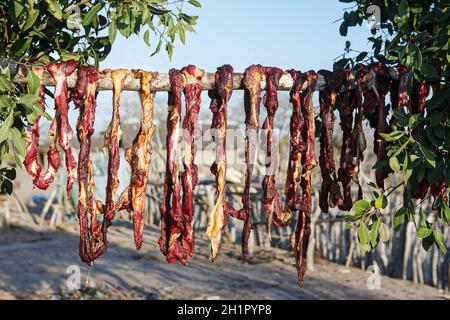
[4,61,400,92]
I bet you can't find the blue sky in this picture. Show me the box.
[89,0,374,130]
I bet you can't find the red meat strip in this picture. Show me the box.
[370,62,392,189]
[291,70,317,287]
[101,69,130,248]
[180,65,204,259]
[46,61,78,197]
[337,69,357,210]
[23,65,61,190]
[205,65,234,262]
[74,66,104,263]
[261,66,286,239]
[239,64,265,256]
[223,65,265,257]
[282,70,307,220]
[117,70,158,250]
[317,69,343,212]
[158,69,188,264]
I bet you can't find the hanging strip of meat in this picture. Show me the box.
[102,69,130,245]
[240,64,264,256]
[410,80,430,114]
[370,62,391,189]
[205,65,234,262]
[317,70,343,212]
[337,69,357,210]
[23,65,61,190]
[117,70,158,250]
[74,66,104,263]
[223,65,264,257]
[46,61,77,197]
[291,70,317,287]
[158,69,188,264]
[351,64,368,200]
[282,70,307,221]
[180,65,204,259]
[261,67,285,240]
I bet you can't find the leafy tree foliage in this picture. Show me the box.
[0,0,201,193]
[336,0,449,254]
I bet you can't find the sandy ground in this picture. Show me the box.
[0,212,444,300]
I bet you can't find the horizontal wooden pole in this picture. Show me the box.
[3,61,399,92]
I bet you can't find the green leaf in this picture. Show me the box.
[1,179,13,195]
[82,3,102,27]
[358,223,371,245]
[45,0,62,20]
[370,220,380,247]
[22,7,39,31]
[148,5,171,15]
[0,110,14,143]
[9,127,26,157]
[179,25,186,44]
[188,0,202,8]
[352,199,371,215]
[355,51,368,62]
[389,156,401,172]
[414,48,422,70]
[143,29,150,47]
[393,208,406,231]
[375,194,388,209]
[0,74,12,91]
[166,42,174,60]
[398,0,409,19]
[151,38,163,57]
[419,63,438,80]
[379,223,390,243]
[108,18,117,44]
[339,21,348,36]
[26,71,40,95]
[344,223,353,230]
[434,229,447,254]
[417,226,432,239]
[419,146,436,167]
[18,93,39,106]
[361,243,371,255]
[9,38,32,57]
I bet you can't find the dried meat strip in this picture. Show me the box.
[158,69,188,264]
[205,65,234,262]
[46,61,78,197]
[23,65,61,190]
[117,70,158,250]
[261,67,286,239]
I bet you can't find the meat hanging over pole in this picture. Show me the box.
[205,65,234,262]
[74,66,104,263]
[158,69,188,264]
[240,64,265,257]
[180,65,204,259]
[101,69,130,248]
[23,65,61,190]
[317,70,344,212]
[351,64,368,200]
[370,62,392,189]
[291,70,317,287]
[282,70,307,221]
[261,67,286,240]
[117,70,158,250]
[337,69,357,210]
[46,61,78,197]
